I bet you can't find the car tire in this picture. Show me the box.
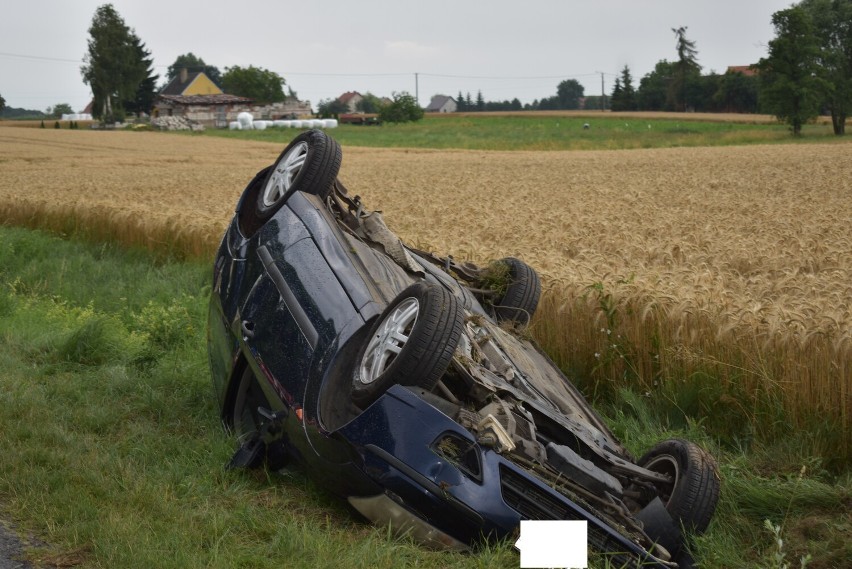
[638,439,720,535]
[231,366,267,435]
[256,129,342,221]
[352,282,464,407]
[230,366,287,470]
[492,257,541,327]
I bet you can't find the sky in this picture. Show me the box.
[0,0,797,113]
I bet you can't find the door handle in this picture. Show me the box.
[241,320,255,339]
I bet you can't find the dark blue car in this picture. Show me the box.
[207,130,720,567]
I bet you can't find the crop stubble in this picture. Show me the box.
[1,128,849,459]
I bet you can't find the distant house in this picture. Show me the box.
[161,69,223,96]
[337,91,364,113]
[153,69,235,126]
[152,68,312,127]
[425,95,457,113]
[154,94,254,127]
[726,65,758,77]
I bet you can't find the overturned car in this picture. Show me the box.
[207,130,720,567]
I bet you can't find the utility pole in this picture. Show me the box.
[594,71,607,111]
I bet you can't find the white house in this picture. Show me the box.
[425,95,457,113]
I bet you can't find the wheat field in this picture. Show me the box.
[1,127,850,461]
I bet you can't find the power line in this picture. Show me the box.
[420,72,613,80]
[0,51,170,68]
[285,71,411,77]
[0,51,83,64]
[1,50,616,81]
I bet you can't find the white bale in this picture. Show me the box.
[309,119,323,128]
[321,119,339,128]
[291,120,303,128]
[237,112,253,128]
[229,121,241,130]
[253,120,268,130]
[281,120,293,128]
[273,120,287,128]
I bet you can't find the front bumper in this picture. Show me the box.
[337,385,670,567]
[348,493,469,551]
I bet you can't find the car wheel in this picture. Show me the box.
[232,367,268,438]
[638,439,720,534]
[256,129,342,221]
[230,366,287,470]
[352,282,464,407]
[492,257,541,327]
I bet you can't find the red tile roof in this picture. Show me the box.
[338,91,362,104]
[726,65,758,76]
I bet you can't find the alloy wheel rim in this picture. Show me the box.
[262,141,309,207]
[358,298,419,385]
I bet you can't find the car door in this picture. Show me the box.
[239,203,359,414]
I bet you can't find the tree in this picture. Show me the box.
[378,91,423,123]
[671,27,701,111]
[691,72,723,112]
[610,78,624,110]
[46,103,74,118]
[81,4,151,123]
[0,92,5,114]
[316,98,349,118]
[455,91,467,111]
[476,90,485,111]
[537,95,560,110]
[799,0,852,135]
[166,52,222,86]
[611,65,637,111]
[758,6,828,135]
[714,70,759,113]
[637,60,676,110]
[124,34,158,116]
[221,65,286,104]
[355,92,383,114]
[557,79,584,109]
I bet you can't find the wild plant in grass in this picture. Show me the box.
[763,519,812,569]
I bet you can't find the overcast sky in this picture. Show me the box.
[1,0,796,113]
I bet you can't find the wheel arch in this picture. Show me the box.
[221,351,252,430]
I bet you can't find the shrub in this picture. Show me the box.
[378,91,424,123]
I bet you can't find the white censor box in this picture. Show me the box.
[515,520,588,568]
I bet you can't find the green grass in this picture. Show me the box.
[199,114,849,151]
[0,225,848,568]
[0,226,518,569]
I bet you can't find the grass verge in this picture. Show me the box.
[0,225,519,568]
[0,225,849,568]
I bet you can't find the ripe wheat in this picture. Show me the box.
[1,127,849,461]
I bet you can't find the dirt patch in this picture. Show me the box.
[0,518,32,569]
